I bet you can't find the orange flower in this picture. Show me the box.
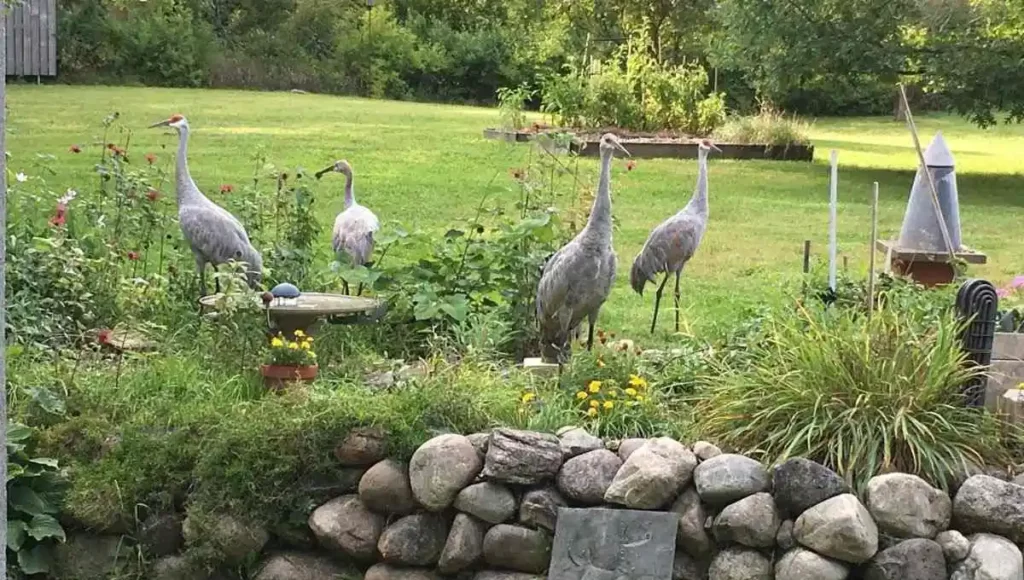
[69,144,81,153]
[145,152,157,165]
[220,184,234,193]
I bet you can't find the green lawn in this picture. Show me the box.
[8,84,1024,341]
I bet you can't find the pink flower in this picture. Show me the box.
[127,251,140,261]
[146,189,160,202]
[49,202,67,227]
[998,288,1010,299]
[1011,275,1024,289]
[220,184,234,194]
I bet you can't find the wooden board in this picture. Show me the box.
[5,0,57,77]
[875,239,988,264]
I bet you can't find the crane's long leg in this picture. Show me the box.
[195,258,208,299]
[586,314,596,351]
[674,270,681,333]
[343,280,350,295]
[650,273,670,334]
[356,282,364,296]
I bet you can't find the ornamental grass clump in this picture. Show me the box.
[693,302,1014,492]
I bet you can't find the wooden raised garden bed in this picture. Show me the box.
[482,128,814,162]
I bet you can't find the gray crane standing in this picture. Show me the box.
[316,159,380,295]
[630,138,721,333]
[148,114,263,298]
[535,133,630,363]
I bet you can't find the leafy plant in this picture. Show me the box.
[996,275,1024,332]
[496,83,536,130]
[714,104,812,145]
[693,301,1013,491]
[265,330,318,366]
[7,422,68,575]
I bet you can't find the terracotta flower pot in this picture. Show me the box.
[260,364,318,391]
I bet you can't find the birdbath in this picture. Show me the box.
[199,291,385,339]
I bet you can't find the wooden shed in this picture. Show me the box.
[5,0,57,78]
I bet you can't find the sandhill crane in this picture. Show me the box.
[535,133,630,364]
[630,138,721,333]
[316,159,379,295]
[148,114,263,299]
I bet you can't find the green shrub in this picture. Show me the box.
[713,105,812,145]
[693,301,1013,491]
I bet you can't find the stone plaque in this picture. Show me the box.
[548,508,678,580]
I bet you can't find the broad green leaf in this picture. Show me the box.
[7,422,33,443]
[18,543,54,575]
[27,514,66,542]
[29,457,60,469]
[9,485,51,516]
[8,520,28,551]
[28,386,65,416]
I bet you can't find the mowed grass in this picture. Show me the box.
[7,84,1024,342]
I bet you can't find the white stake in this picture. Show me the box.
[867,182,879,318]
[829,150,838,292]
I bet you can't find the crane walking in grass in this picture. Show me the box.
[316,159,380,295]
[148,114,263,300]
[630,138,721,333]
[535,133,630,364]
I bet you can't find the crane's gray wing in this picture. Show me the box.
[630,213,704,293]
[179,204,254,265]
[332,206,379,265]
[536,242,610,334]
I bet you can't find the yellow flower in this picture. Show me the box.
[628,374,648,389]
[625,387,637,397]
[587,407,598,417]
[589,400,599,408]
[588,380,601,393]
[310,352,317,359]
[609,389,618,398]
[636,395,645,402]
[603,401,614,410]
[597,359,606,368]
[300,342,311,350]
[271,337,284,347]
[521,392,536,403]
[288,342,299,350]
[294,329,305,337]
[576,391,588,400]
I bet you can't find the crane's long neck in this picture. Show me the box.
[175,125,202,204]
[343,171,355,209]
[582,149,614,239]
[685,149,710,216]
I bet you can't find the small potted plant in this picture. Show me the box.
[261,329,318,390]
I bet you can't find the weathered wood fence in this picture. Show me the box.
[5,0,57,77]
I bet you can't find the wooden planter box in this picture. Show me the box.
[985,332,1024,411]
[482,128,814,162]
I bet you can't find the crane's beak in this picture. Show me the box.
[614,141,631,157]
[710,143,723,153]
[148,119,171,128]
[315,165,335,180]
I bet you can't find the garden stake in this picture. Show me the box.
[802,240,811,274]
[867,182,879,318]
[898,83,956,261]
[828,150,839,294]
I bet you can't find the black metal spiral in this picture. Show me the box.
[955,278,998,407]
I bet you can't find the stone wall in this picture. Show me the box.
[61,427,1024,580]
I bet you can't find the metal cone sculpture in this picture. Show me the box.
[896,131,962,252]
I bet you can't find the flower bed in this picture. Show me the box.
[482,128,815,161]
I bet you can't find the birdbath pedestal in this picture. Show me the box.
[199,292,385,339]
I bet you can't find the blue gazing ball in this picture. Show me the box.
[270,283,301,298]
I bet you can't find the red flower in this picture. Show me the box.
[48,203,67,227]
[146,189,160,202]
[145,153,157,165]
[69,145,81,153]
[97,329,112,345]
[127,251,140,261]
[626,160,637,172]
[220,184,234,193]
[509,167,525,181]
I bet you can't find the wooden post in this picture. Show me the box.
[803,240,811,273]
[867,182,879,318]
